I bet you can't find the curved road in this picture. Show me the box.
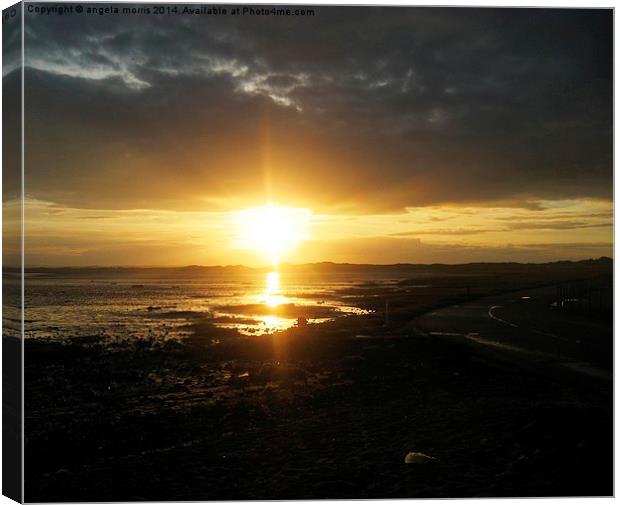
[413,285,612,380]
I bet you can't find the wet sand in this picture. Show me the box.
[23,290,612,501]
[415,285,613,376]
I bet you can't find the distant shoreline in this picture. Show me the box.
[7,256,613,273]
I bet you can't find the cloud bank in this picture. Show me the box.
[18,6,612,213]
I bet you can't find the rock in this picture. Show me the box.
[405,451,437,464]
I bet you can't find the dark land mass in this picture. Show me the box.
[19,259,613,500]
[11,255,614,276]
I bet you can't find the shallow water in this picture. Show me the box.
[20,270,389,342]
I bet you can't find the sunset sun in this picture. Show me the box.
[233,205,311,265]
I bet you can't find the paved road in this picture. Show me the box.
[414,285,612,380]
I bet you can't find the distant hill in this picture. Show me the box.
[11,256,613,276]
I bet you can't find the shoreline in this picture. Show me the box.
[21,282,612,500]
[16,260,613,500]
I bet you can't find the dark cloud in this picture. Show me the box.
[20,5,612,212]
[3,7,22,204]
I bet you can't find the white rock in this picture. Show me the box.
[404,451,437,464]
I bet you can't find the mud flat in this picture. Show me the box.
[23,297,612,501]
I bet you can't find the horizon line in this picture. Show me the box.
[8,256,613,270]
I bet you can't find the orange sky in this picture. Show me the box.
[3,197,609,267]
[3,7,612,267]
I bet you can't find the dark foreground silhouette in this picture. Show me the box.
[22,261,612,500]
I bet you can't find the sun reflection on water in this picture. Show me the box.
[256,271,291,331]
[262,271,287,307]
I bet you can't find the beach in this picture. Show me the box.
[20,260,613,500]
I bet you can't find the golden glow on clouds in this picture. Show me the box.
[15,197,612,267]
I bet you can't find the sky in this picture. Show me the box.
[3,5,613,267]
